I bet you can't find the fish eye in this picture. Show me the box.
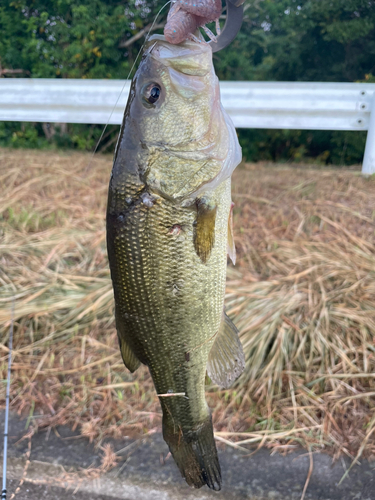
[142,83,161,106]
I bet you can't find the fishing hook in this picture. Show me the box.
[209,0,245,53]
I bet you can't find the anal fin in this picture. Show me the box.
[207,312,245,388]
[116,310,141,373]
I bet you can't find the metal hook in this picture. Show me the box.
[209,0,245,53]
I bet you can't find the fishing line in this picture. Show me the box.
[85,0,171,171]
[2,301,14,500]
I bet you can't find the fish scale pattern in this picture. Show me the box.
[108,177,231,429]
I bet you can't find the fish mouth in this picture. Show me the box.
[146,34,212,77]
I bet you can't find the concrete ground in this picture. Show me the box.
[1,411,374,500]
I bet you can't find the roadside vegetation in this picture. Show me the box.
[1,0,374,164]
[1,149,375,472]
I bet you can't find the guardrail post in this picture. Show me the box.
[362,91,375,175]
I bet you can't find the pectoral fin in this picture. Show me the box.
[227,201,236,265]
[194,199,217,264]
[207,312,245,388]
[116,310,141,373]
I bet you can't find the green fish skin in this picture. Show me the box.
[106,35,244,491]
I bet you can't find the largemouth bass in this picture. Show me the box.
[106,35,244,490]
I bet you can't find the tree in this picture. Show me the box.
[0,0,374,163]
[0,0,168,79]
[214,0,375,82]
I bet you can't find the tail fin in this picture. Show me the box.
[163,414,221,490]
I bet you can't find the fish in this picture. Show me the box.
[106,35,244,491]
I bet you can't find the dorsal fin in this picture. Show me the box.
[227,201,236,265]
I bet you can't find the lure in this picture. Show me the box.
[164,0,222,44]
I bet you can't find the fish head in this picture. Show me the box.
[131,35,217,148]
[120,35,241,200]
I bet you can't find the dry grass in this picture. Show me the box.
[1,149,375,469]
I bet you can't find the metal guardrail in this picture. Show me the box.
[0,79,374,173]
